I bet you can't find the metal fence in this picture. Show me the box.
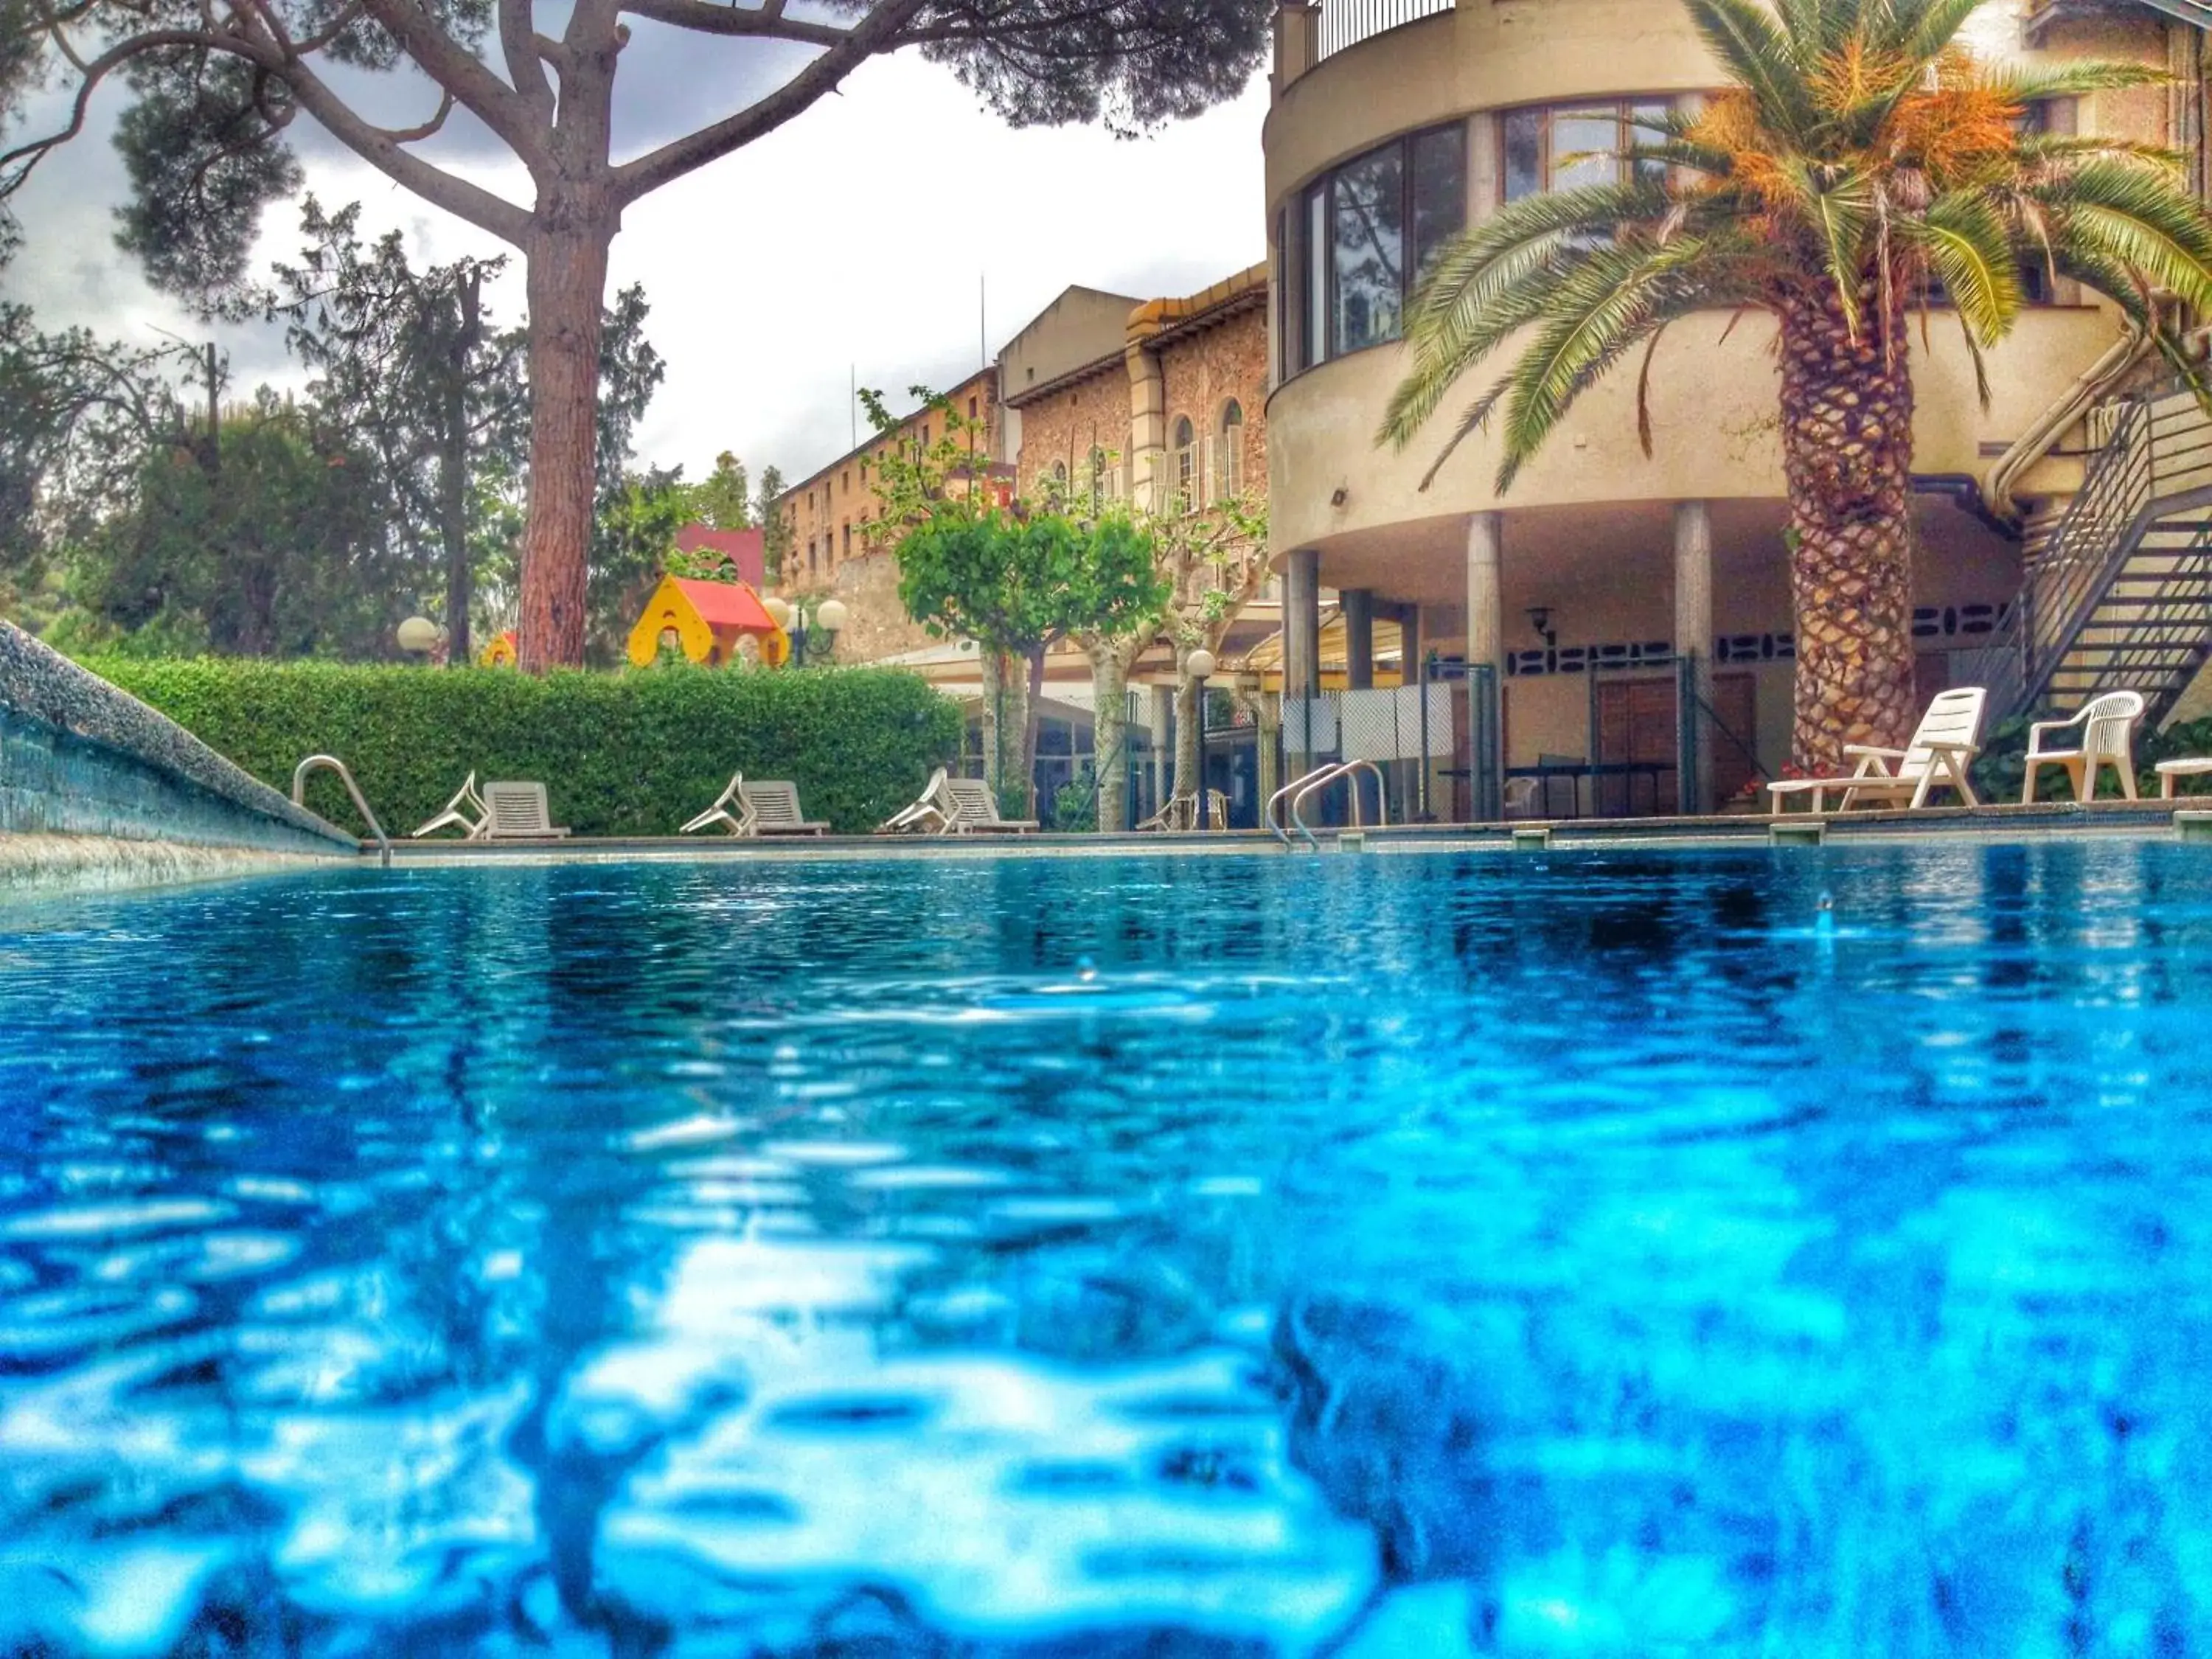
[1318,0,1456,60]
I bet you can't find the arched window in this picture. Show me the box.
[1088,445,1110,509]
[1172,417,1196,512]
[1220,400,1245,495]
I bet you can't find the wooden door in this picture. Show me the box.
[1596,673,1759,814]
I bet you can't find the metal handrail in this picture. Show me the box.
[1268,759,1388,849]
[293,754,392,867]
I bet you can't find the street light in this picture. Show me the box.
[397,615,446,657]
[1186,647,1216,830]
[774,596,849,667]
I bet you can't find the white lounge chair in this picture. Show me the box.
[880,768,951,834]
[2020,690,2144,802]
[1767,687,1988,814]
[681,773,747,836]
[740,779,830,836]
[942,776,1040,833]
[411,771,486,839]
[480,780,571,839]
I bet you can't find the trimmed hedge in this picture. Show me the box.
[83,658,964,838]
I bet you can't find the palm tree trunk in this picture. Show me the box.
[1776,281,1920,773]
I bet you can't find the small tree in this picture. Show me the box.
[690,450,753,530]
[756,463,790,582]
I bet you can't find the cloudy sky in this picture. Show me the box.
[1,26,1269,489]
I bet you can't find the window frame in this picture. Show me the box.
[1497,96,1674,206]
[1285,118,1468,375]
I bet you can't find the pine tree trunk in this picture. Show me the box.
[516,216,611,672]
[1777,280,1919,773]
[1091,647,1130,832]
[440,271,480,667]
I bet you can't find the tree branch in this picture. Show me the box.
[616,0,850,49]
[357,0,544,157]
[380,86,456,143]
[498,0,555,119]
[0,29,268,198]
[276,54,535,243]
[611,0,927,203]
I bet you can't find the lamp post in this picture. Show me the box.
[1186,646,1216,831]
[763,596,847,666]
[397,615,447,664]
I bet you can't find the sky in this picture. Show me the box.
[0,29,1270,491]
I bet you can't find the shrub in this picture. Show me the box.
[83,658,963,837]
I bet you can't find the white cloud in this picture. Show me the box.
[1,50,1267,487]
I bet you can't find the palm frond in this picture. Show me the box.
[1774,156,1874,330]
[1382,245,1577,449]
[1681,0,1822,139]
[2045,160,2212,311]
[1912,190,2023,344]
[1989,60,2168,103]
[1493,238,1741,490]
[1893,0,1986,62]
[1402,178,1676,358]
[1621,138,1736,176]
[2012,133,2185,170]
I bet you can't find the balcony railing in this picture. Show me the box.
[1318,0,1455,60]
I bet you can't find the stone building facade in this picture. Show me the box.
[773,367,1002,596]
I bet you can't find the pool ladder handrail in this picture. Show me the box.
[293,754,392,868]
[1267,759,1388,850]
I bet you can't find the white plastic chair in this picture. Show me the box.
[411,771,486,839]
[1767,687,1989,813]
[2020,690,2144,802]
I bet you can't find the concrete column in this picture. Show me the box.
[1674,499,1716,815]
[1124,332,1166,511]
[1400,603,1422,688]
[1342,588,1375,691]
[1284,548,1323,776]
[1148,683,1173,819]
[1466,512,1504,821]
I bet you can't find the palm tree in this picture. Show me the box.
[1380,0,2212,770]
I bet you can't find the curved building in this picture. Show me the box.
[1261,0,2189,815]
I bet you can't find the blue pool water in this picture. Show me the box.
[2,840,2210,1656]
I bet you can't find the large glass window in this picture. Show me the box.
[1333,145,1404,354]
[1284,121,1467,373]
[1500,100,1672,203]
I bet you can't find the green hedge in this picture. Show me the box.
[83,658,964,838]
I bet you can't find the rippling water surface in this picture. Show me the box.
[3,841,2211,1657]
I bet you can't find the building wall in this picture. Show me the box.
[776,367,1000,595]
[1001,288,1143,405]
[825,549,936,664]
[1011,363,1128,503]
[1158,307,1270,506]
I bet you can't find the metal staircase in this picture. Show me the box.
[1990,385,2212,724]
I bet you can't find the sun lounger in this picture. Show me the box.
[2021,691,2144,801]
[1767,687,1987,813]
[1135,788,1227,831]
[681,773,746,835]
[480,780,571,839]
[942,776,1040,833]
[411,771,486,838]
[740,779,830,836]
[880,768,951,834]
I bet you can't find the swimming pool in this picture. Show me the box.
[1,840,2208,1655]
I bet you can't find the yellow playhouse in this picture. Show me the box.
[627,574,790,669]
